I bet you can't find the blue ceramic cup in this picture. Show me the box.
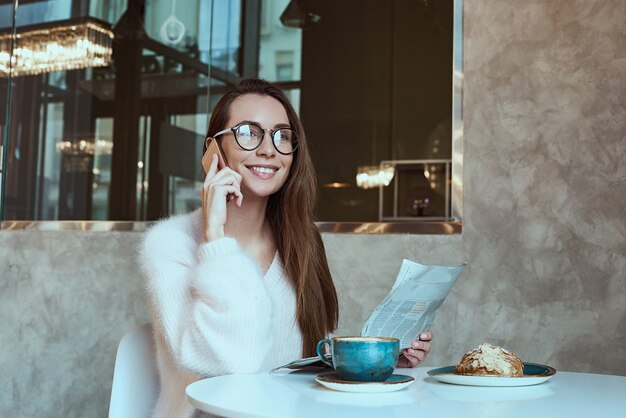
[315,336,400,382]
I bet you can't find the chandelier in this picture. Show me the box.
[56,138,114,156]
[0,17,114,78]
[356,163,396,189]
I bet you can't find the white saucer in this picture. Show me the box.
[427,363,556,387]
[315,373,415,393]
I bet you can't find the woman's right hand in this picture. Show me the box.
[200,154,243,242]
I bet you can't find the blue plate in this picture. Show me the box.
[427,363,556,387]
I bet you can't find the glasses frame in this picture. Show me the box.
[213,122,298,155]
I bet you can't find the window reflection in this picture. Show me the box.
[0,0,71,27]
[0,0,455,223]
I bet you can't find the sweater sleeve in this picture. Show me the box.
[140,219,274,377]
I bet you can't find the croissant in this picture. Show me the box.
[455,343,524,376]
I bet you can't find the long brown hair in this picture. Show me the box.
[206,78,338,357]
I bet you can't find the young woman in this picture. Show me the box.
[140,79,431,418]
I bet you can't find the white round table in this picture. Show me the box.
[186,367,626,418]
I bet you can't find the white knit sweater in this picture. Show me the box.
[139,209,303,418]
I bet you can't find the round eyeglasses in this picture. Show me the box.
[213,123,298,155]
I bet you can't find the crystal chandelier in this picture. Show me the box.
[0,18,114,78]
[356,163,396,189]
[56,137,114,156]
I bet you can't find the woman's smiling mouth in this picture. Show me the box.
[248,165,279,178]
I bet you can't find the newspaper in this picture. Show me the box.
[360,259,467,349]
[270,259,466,373]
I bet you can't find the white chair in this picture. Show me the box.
[108,323,159,418]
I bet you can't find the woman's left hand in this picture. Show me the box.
[396,331,433,368]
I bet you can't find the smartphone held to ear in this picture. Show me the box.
[202,139,228,173]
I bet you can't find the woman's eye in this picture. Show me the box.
[244,127,262,138]
[275,130,291,141]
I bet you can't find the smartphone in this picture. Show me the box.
[202,138,228,174]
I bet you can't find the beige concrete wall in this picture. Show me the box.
[0,232,151,418]
[458,0,626,373]
[0,231,462,418]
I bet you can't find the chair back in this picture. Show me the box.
[108,323,159,418]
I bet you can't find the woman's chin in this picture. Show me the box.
[242,177,286,198]
[242,184,282,200]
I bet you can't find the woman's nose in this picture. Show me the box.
[256,130,276,156]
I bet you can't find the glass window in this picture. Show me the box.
[259,0,301,82]
[92,117,113,219]
[1,0,456,223]
[275,50,294,81]
[0,0,71,28]
[209,0,241,74]
[90,0,128,25]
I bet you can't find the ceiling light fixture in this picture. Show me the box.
[0,17,114,78]
[356,163,395,190]
[280,0,321,29]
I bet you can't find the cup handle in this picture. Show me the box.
[316,339,333,368]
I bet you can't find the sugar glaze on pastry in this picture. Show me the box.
[455,343,524,376]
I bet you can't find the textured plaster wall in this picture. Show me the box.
[1,0,625,417]
[0,232,151,418]
[456,0,626,373]
[0,231,462,418]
